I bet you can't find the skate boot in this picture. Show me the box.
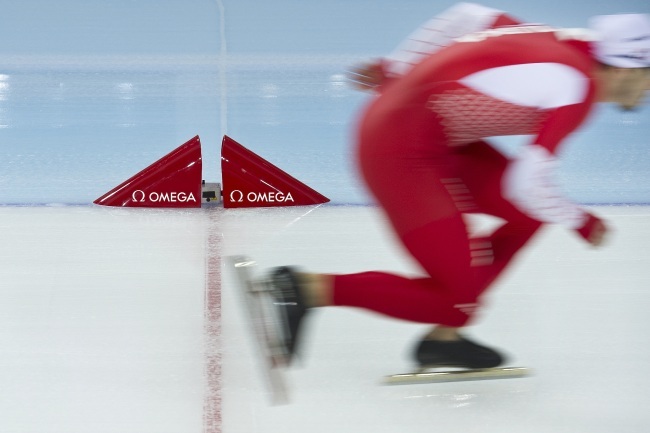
[267,266,310,363]
[414,335,505,369]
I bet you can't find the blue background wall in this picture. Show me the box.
[0,0,648,205]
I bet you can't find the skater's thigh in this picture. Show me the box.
[356,92,467,234]
[362,150,476,297]
[373,156,462,236]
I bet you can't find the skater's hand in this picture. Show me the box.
[576,213,608,247]
[347,60,386,92]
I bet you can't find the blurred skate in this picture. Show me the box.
[384,335,530,385]
[384,366,530,384]
[229,256,289,404]
[266,265,311,362]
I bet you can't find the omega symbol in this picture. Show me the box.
[132,190,146,202]
[229,190,244,202]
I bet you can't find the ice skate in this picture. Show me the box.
[266,266,311,363]
[229,256,289,404]
[384,335,530,385]
[415,336,505,369]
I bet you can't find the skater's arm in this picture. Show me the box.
[502,143,608,246]
[383,3,516,77]
[502,144,584,229]
[347,3,520,92]
[497,62,607,245]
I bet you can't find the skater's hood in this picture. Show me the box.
[589,14,650,68]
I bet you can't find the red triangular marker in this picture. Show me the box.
[221,135,329,208]
[94,136,202,208]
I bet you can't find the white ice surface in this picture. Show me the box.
[0,207,208,433]
[1,204,648,432]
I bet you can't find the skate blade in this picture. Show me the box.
[383,366,531,385]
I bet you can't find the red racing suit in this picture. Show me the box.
[332,24,600,327]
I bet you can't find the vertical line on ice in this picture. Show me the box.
[203,210,222,433]
[217,0,228,135]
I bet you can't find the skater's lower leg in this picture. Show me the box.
[270,267,505,369]
[294,276,466,343]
